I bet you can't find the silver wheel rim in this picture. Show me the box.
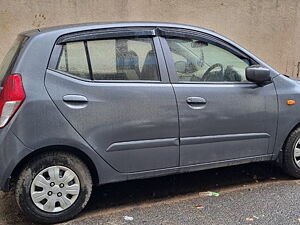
[30,166,80,213]
[294,138,300,167]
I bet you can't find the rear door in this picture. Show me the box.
[45,29,179,173]
[159,29,277,166]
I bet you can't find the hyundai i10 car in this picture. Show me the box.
[0,22,299,223]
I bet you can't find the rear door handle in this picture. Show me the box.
[186,97,206,104]
[63,95,88,103]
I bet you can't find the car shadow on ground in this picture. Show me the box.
[84,162,290,217]
[0,162,292,225]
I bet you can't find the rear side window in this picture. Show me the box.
[57,42,90,79]
[56,37,160,81]
[0,36,27,84]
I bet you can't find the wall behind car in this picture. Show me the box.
[0,0,299,77]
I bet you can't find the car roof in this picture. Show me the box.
[40,21,213,31]
[23,22,216,37]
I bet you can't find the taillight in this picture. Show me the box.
[0,74,25,128]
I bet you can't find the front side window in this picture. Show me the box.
[165,37,250,82]
[56,37,160,81]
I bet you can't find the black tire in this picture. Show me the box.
[15,151,92,224]
[283,127,300,178]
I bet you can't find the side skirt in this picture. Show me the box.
[98,154,274,185]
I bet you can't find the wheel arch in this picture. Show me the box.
[282,122,300,149]
[10,145,100,189]
[275,122,300,165]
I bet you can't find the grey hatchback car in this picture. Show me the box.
[1,22,300,223]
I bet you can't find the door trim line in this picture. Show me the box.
[181,133,270,145]
[106,138,179,152]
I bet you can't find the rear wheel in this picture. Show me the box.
[15,151,92,224]
[283,127,300,178]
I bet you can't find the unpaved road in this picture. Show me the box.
[1,162,300,225]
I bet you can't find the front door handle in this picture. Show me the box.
[63,95,88,103]
[186,97,206,104]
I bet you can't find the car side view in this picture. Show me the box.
[1,22,300,223]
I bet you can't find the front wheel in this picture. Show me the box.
[15,151,92,224]
[283,127,300,178]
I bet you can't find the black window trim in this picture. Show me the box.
[56,27,157,44]
[157,28,257,64]
[83,41,93,80]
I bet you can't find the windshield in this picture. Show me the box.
[0,36,27,85]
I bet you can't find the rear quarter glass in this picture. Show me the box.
[0,35,28,85]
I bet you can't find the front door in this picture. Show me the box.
[46,30,179,173]
[160,33,277,166]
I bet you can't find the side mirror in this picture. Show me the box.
[246,65,272,85]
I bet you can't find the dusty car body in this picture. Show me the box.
[0,22,300,223]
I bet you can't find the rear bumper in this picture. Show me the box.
[0,129,31,191]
